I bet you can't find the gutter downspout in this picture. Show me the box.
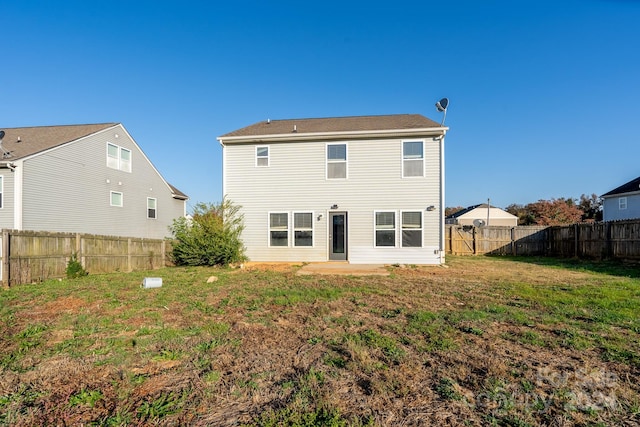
[439,133,446,264]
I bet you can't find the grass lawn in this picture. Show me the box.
[1,256,639,426]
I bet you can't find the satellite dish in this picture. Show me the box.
[0,130,5,141]
[435,98,449,125]
[435,98,449,112]
[473,219,486,227]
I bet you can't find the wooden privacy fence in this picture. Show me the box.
[1,229,171,286]
[446,220,640,260]
[446,225,548,256]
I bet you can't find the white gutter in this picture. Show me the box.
[218,127,449,144]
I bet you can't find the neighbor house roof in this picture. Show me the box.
[0,123,188,199]
[219,114,446,143]
[0,123,117,160]
[446,204,489,219]
[601,176,640,197]
[446,204,517,219]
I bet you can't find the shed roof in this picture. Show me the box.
[0,123,117,160]
[220,114,442,138]
[601,176,640,197]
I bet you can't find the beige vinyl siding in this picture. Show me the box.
[0,172,15,228]
[224,136,442,264]
[20,125,184,239]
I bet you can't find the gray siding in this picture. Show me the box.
[224,136,442,264]
[20,125,184,239]
[0,172,15,229]
[603,194,640,222]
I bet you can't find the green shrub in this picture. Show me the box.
[66,253,88,278]
[170,199,246,266]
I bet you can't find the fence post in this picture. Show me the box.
[574,224,579,258]
[127,238,132,272]
[2,229,9,288]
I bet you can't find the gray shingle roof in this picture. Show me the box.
[601,176,640,197]
[220,114,441,138]
[0,123,117,160]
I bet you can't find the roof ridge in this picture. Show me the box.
[1,123,118,130]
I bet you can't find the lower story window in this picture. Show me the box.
[375,211,396,247]
[110,191,123,207]
[402,211,422,247]
[269,212,289,246]
[294,212,313,247]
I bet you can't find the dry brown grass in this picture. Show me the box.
[0,256,639,426]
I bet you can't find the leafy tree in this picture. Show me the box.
[170,199,246,266]
[505,203,536,225]
[578,193,603,222]
[526,198,583,226]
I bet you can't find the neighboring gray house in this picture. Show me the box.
[601,176,640,221]
[446,204,518,227]
[0,123,187,239]
[218,114,448,265]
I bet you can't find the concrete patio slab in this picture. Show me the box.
[296,262,390,276]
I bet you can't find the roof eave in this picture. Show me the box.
[218,127,449,144]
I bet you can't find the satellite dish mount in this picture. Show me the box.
[435,98,449,126]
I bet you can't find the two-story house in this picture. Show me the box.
[218,114,448,265]
[0,123,187,239]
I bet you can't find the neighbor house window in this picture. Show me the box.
[107,142,132,172]
[403,141,424,177]
[256,146,269,167]
[110,191,123,207]
[147,198,157,219]
[619,197,627,210]
[269,212,289,246]
[401,211,422,247]
[294,212,313,247]
[327,143,347,179]
[375,211,396,247]
[0,175,3,209]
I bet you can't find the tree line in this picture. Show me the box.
[446,194,603,226]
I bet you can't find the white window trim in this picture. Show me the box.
[110,191,123,207]
[619,197,627,210]
[293,211,314,248]
[402,140,425,178]
[256,145,269,167]
[326,142,348,180]
[374,210,397,248]
[147,197,157,219]
[0,175,3,209]
[401,210,423,248]
[268,212,289,247]
[106,142,132,173]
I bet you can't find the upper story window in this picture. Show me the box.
[375,211,396,247]
[110,191,123,207]
[256,146,269,167]
[619,197,627,210]
[0,175,3,209]
[402,141,424,177]
[147,197,157,219]
[107,142,132,173]
[327,143,347,179]
[401,211,422,247]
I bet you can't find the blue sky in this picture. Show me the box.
[2,0,639,210]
